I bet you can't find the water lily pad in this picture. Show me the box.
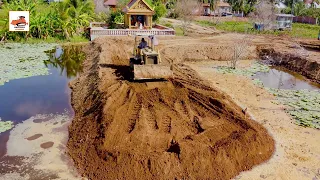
[0,43,57,86]
[215,62,270,77]
[0,120,14,133]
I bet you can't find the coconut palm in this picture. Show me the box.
[53,0,94,39]
[44,45,85,78]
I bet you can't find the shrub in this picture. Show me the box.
[153,1,166,22]
[0,0,95,41]
[108,10,124,28]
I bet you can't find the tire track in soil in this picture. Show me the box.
[67,37,275,180]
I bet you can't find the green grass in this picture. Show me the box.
[0,9,6,30]
[291,23,320,38]
[163,22,174,28]
[175,27,184,36]
[197,20,320,39]
[198,20,252,33]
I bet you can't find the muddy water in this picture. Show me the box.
[253,66,320,90]
[0,45,84,157]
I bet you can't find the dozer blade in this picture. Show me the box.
[133,64,173,80]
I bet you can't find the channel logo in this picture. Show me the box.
[9,11,29,31]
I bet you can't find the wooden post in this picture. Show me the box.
[149,15,152,29]
[129,15,131,29]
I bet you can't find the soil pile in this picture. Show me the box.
[67,37,274,180]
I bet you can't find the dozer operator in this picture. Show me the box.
[138,38,148,49]
[129,34,173,81]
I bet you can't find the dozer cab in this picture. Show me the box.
[129,34,173,81]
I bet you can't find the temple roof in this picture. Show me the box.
[123,0,154,14]
[104,0,117,6]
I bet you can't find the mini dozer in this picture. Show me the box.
[129,34,173,81]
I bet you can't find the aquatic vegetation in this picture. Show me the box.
[0,43,57,85]
[266,88,320,129]
[0,118,14,133]
[215,62,320,129]
[216,62,270,76]
[252,78,264,87]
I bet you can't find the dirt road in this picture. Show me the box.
[67,37,274,180]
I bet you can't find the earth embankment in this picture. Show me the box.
[67,37,274,180]
[258,44,320,84]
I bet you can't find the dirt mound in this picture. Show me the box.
[67,37,274,180]
[161,44,257,63]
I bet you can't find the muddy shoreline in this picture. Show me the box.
[67,37,275,179]
[257,45,320,84]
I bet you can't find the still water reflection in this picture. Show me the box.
[0,45,85,122]
[44,45,85,78]
[253,67,320,90]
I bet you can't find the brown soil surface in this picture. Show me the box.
[188,61,320,179]
[33,117,51,123]
[299,39,320,50]
[67,36,275,180]
[40,141,54,149]
[26,134,43,141]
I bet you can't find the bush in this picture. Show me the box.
[108,10,124,29]
[153,1,166,22]
[164,22,174,28]
[0,0,95,41]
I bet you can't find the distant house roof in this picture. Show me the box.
[104,0,117,6]
[216,1,231,7]
[275,1,287,9]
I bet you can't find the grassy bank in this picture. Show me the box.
[197,20,320,39]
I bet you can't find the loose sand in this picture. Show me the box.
[67,37,275,179]
[188,61,320,180]
[0,114,81,180]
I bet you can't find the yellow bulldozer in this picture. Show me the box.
[129,34,173,81]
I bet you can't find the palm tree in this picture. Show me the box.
[44,45,85,78]
[53,0,94,39]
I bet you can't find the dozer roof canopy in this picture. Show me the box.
[135,33,154,37]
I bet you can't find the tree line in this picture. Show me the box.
[0,0,95,40]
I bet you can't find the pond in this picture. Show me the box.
[253,66,320,90]
[252,66,320,129]
[214,62,320,129]
[0,44,85,157]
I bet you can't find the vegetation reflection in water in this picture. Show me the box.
[44,45,85,78]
